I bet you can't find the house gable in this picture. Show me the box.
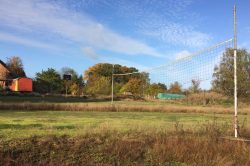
[0,60,10,80]
[0,60,9,71]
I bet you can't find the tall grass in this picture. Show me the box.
[185,91,231,105]
[1,124,250,165]
[0,102,249,114]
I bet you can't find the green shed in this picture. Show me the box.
[157,93,185,100]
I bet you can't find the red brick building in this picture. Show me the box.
[0,60,10,88]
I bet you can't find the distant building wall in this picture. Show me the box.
[9,78,33,92]
[0,62,9,88]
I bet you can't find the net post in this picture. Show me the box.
[233,4,238,138]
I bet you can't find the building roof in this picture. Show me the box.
[12,77,32,80]
[0,59,9,72]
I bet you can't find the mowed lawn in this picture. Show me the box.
[0,111,249,140]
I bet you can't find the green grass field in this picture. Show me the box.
[1,99,250,165]
[1,110,249,140]
[0,96,250,164]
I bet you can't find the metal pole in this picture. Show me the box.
[233,5,238,138]
[111,64,114,104]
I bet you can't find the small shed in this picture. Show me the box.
[9,77,33,92]
[157,93,185,100]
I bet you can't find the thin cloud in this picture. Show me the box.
[140,21,211,48]
[175,50,191,60]
[81,47,100,60]
[101,57,149,71]
[90,0,195,22]
[0,0,162,57]
[90,0,210,48]
[0,31,55,49]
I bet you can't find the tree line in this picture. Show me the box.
[2,48,250,98]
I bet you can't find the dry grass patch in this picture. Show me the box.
[1,128,250,166]
[0,102,249,114]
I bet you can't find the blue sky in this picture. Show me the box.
[0,0,249,81]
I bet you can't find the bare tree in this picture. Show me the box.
[6,56,26,78]
[189,79,201,93]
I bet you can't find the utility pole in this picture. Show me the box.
[111,64,114,105]
[233,4,238,138]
